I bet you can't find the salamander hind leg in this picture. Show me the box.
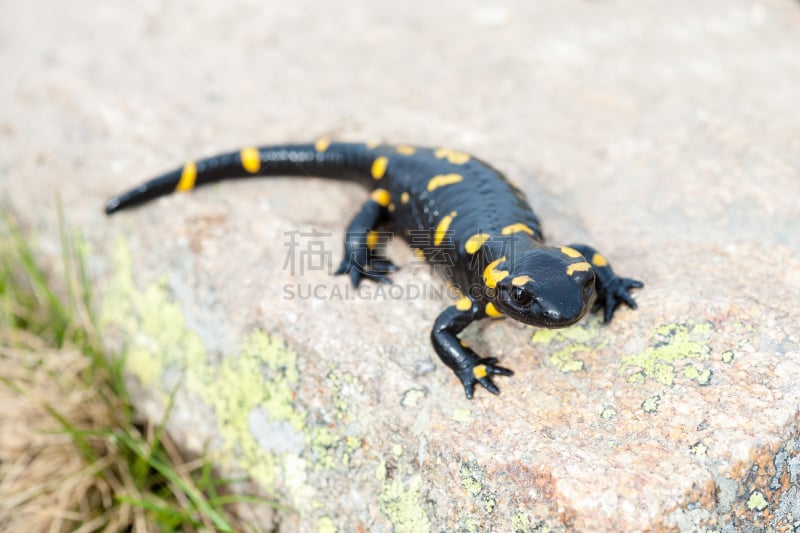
[334,189,398,287]
[431,298,514,399]
[567,243,644,323]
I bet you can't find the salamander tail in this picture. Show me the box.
[104,142,369,215]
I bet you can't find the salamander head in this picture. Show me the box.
[483,247,595,328]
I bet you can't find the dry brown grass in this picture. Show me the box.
[0,211,260,532]
[0,333,150,531]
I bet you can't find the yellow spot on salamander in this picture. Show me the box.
[175,161,197,192]
[314,137,331,152]
[485,303,504,318]
[561,246,583,258]
[455,297,472,311]
[400,192,410,204]
[370,188,391,207]
[434,211,457,246]
[473,365,488,379]
[366,231,379,250]
[501,223,535,236]
[459,339,469,348]
[371,156,388,180]
[434,148,470,165]
[388,203,395,213]
[396,145,416,155]
[483,257,508,289]
[240,147,261,174]
[592,252,608,267]
[511,275,533,287]
[426,173,463,192]
[464,233,490,254]
[566,261,592,276]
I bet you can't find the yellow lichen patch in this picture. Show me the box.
[426,173,463,192]
[530,316,607,374]
[434,148,470,165]
[452,408,473,425]
[642,395,660,413]
[366,231,379,250]
[377,470,431,533]
[175,161,197,192]
[101,239,206,391]
[464,233,490,254]
[511,275,533,287]
[561,246,583,258]
[620,321,713,386]
[591,252,608,267]
[721,350,734,363]
[365,140,380,149]
[400,192,410,204]
[314,136,331,152]
[371,156,388,179]
[101,239,322,509]
[600,406,617,420]
[549,345,587,373]
[690,441,708,456]
[395,145,416,155]
[683,364,712,385]
[512,514,531,531]
[566,261,592,276]
[746,490,768,511]
[400,388,426,408]
[472,365,488,379]
[433,211,457,246]
[455,297,473,311]
[316,517,337,533]
[307,426,341,469]
[370,188,391,207]
[482,256,508,288]
[209,331,305,481]
[240,146,261,174]
[501,223,534,236]
[460,460,497,512]
[485,302,504,318]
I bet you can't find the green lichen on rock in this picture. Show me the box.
[642,394,660,414]
[600,405,617,420]
[316,516,337,533]
[620,321,713,386]
[460,462,485,497]
[100,239,206,391]
[530,316,605,373]
[511,513,531,532]
[746,490,768,512]
[376,465,431,533]
[100,239,314,502]
[459,461,496,514]
[204,329,304,488]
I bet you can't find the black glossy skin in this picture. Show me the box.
[105,141,643,398]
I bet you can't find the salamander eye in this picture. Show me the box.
[510,286,534,307]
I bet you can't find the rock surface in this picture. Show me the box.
[2,0,800,530]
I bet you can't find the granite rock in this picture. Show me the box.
[2,0,800,530]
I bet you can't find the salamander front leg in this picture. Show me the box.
[568,244,644,323]
[334,189,398,287]
[431,298,514,399]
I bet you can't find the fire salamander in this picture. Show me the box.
[105,139,643,398]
